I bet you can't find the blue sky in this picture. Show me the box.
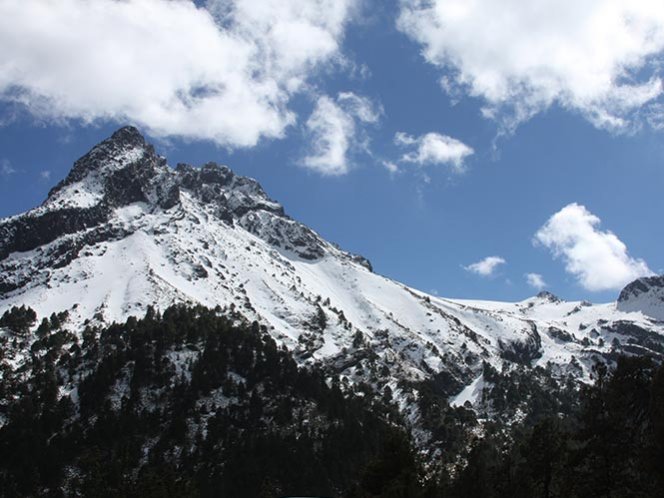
[1,0,663,302]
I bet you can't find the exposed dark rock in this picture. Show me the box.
[548,326,575,343]
[499,323,542,365]
[536,290,562,303]
[350,253,373,272]
[237,212,325,260]
[602,320,664,356]
[0,204,109,261]
[193,264,209,279]
[618,275,664,302]
[48,126,157,197]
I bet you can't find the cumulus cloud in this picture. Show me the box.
[302,92,381,175]
[398,0,664,133]
[394,132,473,171]
[534,203,652,291]
[464,256,506,277]
[0,0,358,147]
[525,273,547,290]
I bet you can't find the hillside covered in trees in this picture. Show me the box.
[0,306,663,497]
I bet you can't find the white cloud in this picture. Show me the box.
[382,160,400,174]
[302,92,381,175]
[302,96,354,175]
[464,256,506,277]
[398,0,664,133]
[39,170,51,181]
[647,102,664,130]
[534,203,652,291]
[337,92,383,124]
[394,132,473,171]
[0,0,358,147]
[525,273,547,290]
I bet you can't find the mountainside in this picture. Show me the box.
[1,126,664,429]
[3,307,663,497]
[0,307,417,497]
[618,275,664,320]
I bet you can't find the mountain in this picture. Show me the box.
[617,275,664,320]
[1,126,664,429]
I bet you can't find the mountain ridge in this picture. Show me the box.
[1,127,663,432]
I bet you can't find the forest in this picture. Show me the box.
[0,305,663,497]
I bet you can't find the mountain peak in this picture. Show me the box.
[0,126,373,290]
[108,125,147,147]
[617,275,664,320]
[44,126,169,211]
[536,290,562,303]
[48,126,160,198]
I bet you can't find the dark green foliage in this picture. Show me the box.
[352,330,364,348]
[349,433,422,498]
[0,305,425,497]
[480,363,579,423]
[314,303,327,331]
[444,355,664,498]
[416,377,479,462]
[0,305,37,335]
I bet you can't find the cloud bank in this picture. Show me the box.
[0,0,357,147]
[534,203,652,291]
[464,256,506,277]
[398,0,664,132]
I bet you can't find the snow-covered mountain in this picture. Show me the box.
[1,126,663,414]
[617,275,664,321]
